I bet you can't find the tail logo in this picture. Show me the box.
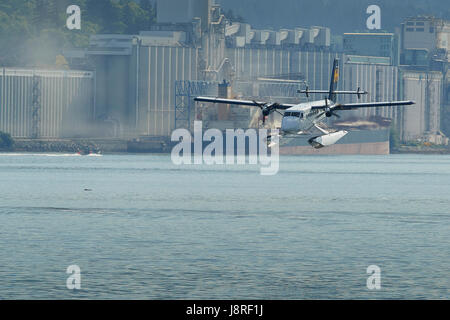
[334,67,339,82]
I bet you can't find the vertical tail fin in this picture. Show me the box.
[328,59,339,101]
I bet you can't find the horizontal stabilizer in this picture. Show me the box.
[298,88,368,99]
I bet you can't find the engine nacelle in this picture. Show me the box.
[308,130,348,149]
[262,107,271,117]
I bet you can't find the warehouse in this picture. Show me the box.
[0,68,94,138]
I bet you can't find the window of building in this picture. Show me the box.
[406,28,414,32]
[415,22,425,26]
[416,28,425,32]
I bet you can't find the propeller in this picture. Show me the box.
[323,98,341,119]
[253,101,283,124]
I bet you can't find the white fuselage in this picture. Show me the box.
[278,99,349,148]
[280,99,329,134]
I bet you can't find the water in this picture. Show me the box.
[0,153,449,299]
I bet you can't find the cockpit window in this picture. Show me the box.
[284,112,301,118]
[284,111,303,119]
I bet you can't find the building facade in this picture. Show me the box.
[0,68,94,138]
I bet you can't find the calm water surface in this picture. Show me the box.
[0,153,449,299]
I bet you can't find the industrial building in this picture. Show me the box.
[84,0,405,139]
[400,70,444,143]
[0,0,448,147]
[0,68,94,138]
[74,0,343,137]
[87,33,202,137]
[401,16,450,61]
[340,18,449,144]
[398,16,450,143]
[343,33,400,66]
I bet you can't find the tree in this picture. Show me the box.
[0,0,157,67]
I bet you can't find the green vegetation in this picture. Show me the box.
[0,131,14,150]
[0,0,156,67]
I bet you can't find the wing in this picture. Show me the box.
[194,97,295,110]
[331,100,415,111]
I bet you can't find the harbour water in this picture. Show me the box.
[0,153,449,299]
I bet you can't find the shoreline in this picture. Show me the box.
[1,138,449,155]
